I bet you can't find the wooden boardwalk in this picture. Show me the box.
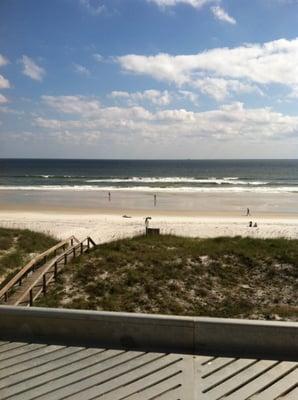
[0,339,296,399]
[0,236,96,306]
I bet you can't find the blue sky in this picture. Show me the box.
[1,0,298,158]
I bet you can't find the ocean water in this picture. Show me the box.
[1,159,298,194]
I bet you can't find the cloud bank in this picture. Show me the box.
[117,38,298,100]
[34,95,298,145]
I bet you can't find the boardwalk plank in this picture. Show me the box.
[250,367,298,400]
[96,356,183,400]
[200,360,277,400]
[201,358,257,390]
[225,361,297,400]
[38,352,165,400]
[200,357,237,377]
[0,343,46,362]
[281,386,298,400]
[0,344,67,378]
[124,374,184,400]
[0,347,109,399]
[9,350,140,400]
[0,342,28,354]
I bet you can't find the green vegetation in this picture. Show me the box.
[0,227,57,287]
[37,235,298,321]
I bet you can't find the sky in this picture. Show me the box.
[1,0,298,159]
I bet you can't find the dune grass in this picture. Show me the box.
[36,234,298,321]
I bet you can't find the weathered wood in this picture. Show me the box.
[0,236,79,302]
[43,275,47,294]
[1,340,295,400]
[1,238,95,307]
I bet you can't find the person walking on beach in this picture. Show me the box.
[154,194,157,207]
[246,208,250,216]
[108,192,111,202]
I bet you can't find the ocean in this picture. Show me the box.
[1,159,298,194]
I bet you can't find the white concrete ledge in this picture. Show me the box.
[0,306,297,360]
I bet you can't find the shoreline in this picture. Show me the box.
[1,189,298,242]
[1,188,298,214]
[1,204,298,219]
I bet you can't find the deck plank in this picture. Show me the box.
[0,342,28,354]
[225,361,297,400]
[199,359,278,400]
[123,373,184,400]
[0,339,297,400]
[201,358,257,390]
[93,355,184,400]
[0,346,78,382]
[0,347,110,399]
[250,367,298,400]
[37,352,164,400]
[0,344,66,376]
[280,386,298,400]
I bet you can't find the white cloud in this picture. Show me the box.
[210,6,236,24]
[0,107,24,115]
[194,78,261,101]
[35,95,298,143]
[73,63,90,76]
[117,38,298,99]
[110,89,172,106]
[42,95,101,116]
[148,0,217,9]
[80,0,105,15]
[0,74,10,89]
[0,94,8,104]
[93,53,104,62]
[0,55,9,67]
[20,55,45,81]
[178,90,199,104]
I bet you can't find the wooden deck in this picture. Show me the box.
[0,339,296,399]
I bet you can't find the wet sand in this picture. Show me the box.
[1,189,298,214]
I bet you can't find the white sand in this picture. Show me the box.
[1,210,298,243]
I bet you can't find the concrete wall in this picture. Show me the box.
[0,306,297,360]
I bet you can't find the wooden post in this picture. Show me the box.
[64,254,67,264]
[54,262,58,280]
[88,238,90,250]
[80,242,83,254]
[43,275,47,294]
[73,248,76,258]
[71,238,74,246]
[4,292,7,302]
[29,290,33,306]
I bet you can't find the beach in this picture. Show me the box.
[1,159,298,242]
[1,189,298,243]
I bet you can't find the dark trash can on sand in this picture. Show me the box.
[146,228,160,236]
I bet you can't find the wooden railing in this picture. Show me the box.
[15,236,96,306]
[0,235,80,303]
